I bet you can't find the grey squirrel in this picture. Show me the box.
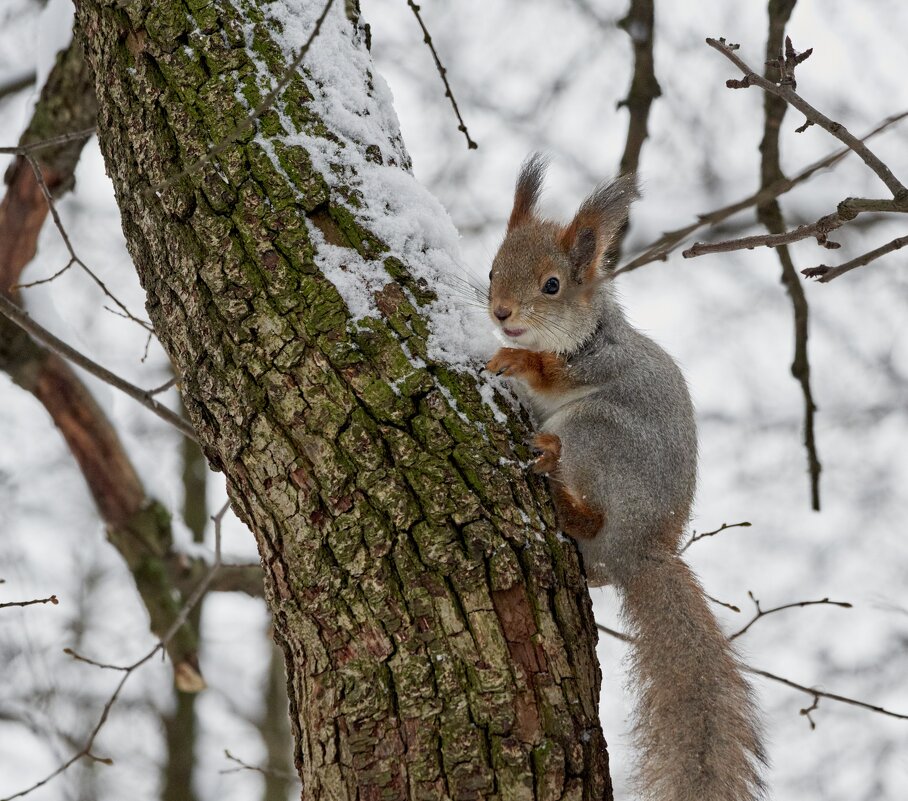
[486,154,765,801]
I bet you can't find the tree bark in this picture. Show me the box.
[74,2,611,799]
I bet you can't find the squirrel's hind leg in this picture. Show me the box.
[550,483,605,539]
[530,433,605,539]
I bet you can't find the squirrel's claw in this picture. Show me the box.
[486,347,521,378]
[529,432,561,475]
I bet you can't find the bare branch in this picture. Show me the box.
[746,666,908,725]
[146,375,179,396]
[0,70,36,102]
[706,593,741,613]
[617,110,908,273]
[405,1,477,150]
[596,622,631,643]
[706,36,908,199]
[681,520,751,552]
[20,154,152,331]
[11,259,75,290]
[682,196,904,257]
[610,0,659,261]
[0,594,59,610]
[0,127,95,156]
[803,235,908,282]
[0,502,231,801]
[729,592,852,641]
[0,294,197,441]
[220,749,298,782]
[596,622,908,723]
[757,2,821,511]
[62,648,130,672]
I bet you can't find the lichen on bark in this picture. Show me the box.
[75,1,613,798]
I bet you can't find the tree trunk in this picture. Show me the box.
[74,2,611,799]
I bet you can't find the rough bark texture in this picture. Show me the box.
[75,2,611,799]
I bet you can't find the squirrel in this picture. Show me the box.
[486,154,765,801]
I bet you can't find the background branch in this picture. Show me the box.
[803,235,908,282]
[754,0,821,511]
[681,520,751,552]
[617,110,908,274]
[729,592,852,641]
[1,504,232,801]
[596,621,908,724]
[611,0,659,261]
[0,594,59,610]
[705,36,908,199]
[0,70,36,101]
[406,0,477,150]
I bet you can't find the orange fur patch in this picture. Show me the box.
[551,483,605,540]
[486,348,576,393]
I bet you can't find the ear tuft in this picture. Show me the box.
[559,173,638,281]
[507,153,549,231]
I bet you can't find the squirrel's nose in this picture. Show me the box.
[494,306,512,321]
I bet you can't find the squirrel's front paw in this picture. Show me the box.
[486,347,534,379]
[530,432,561,475]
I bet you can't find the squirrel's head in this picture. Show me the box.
[488,154,636,354]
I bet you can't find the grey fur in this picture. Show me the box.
[539,292,764,799]
[488,164,766,801]
[526,289,764,801]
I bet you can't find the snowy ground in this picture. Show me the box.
[1,1,906,799]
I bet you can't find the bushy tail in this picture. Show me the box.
[619,552,765,801]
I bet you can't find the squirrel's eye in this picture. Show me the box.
[542,277,560,295]
[489,269,493,280]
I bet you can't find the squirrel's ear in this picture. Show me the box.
[559,173,638,282]
[507,153,549,231]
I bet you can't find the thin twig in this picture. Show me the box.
[22,154,153,331]
[150,0,335,194]
[681,520,751,552]
[683,197,903,257]
[706,593,741,613]
[0,70,36,102]
[798,694,820,729]
[745,666,908,724]
[706,36,908,199]
[729,592,852,641]
[221,749,299,781]
[0,595,58,610]
[405,1,477,150]
[596,622,631,643]
[0,502,231,801]
[12,259,75,290]
[595,622,908,723]
[62,648,130,672]
[0,294,197,441]
[804,235,908,282]
[0,127,95,155]
[145,376,179,397]
[616,110,908,273]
